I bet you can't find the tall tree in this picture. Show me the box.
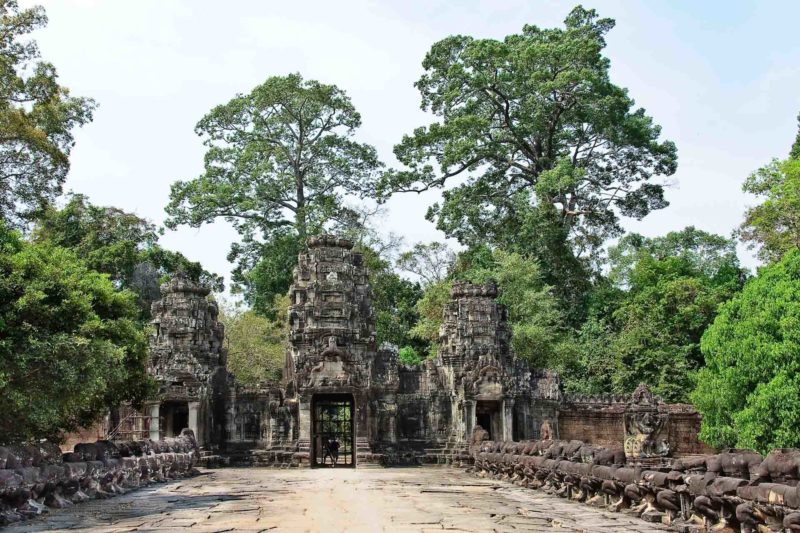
[739,157,800,263]
[408,278,452,358]
[363,246,426,353]
[0,1,95,226]
[379,6,677,310]
[692,249,800,453]
[557,278,623,395]
[34,194,222,317]
[165,74,383,310]
[0,223,153,443]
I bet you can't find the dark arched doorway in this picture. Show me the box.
[311,394,355,467]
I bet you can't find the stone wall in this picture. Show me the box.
[469,436,800,532]
[558,403,624,447]
[559,390,714,457]
[0,430,199,527]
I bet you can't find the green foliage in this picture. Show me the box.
[398,346,423,366]
[409,279,452,358]
[791,112,800,160]
[554,278,623,394]
[357,244,426,352]
[0,1,95,226]
[692,250,800,453]
[380,6,676,268]
[0,223,154,443]
[234,230,300,318]
[558,316,616,394]
[34,194,222,317]
[220,296,287,385]
[465,250,566,368]
[490,200,593,325]
[739,158,800,263]
[608,228,745,402]
[165,73,384,303]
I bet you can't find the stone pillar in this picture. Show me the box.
[298,396,311,459]
[501,399,514,441]
[148,403,160,441]
[465,400,476,440]
[388,409,397,444]
[188,401,200,445]
[226,403,237,442]
[386,395,397,444]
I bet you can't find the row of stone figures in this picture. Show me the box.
[468,436,800,532]
[0,429,199,527]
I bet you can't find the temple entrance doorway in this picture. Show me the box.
[311,394,355,468]
[475,400,501,441]
[160,400,188,438]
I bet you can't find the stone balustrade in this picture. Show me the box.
[0,429,198,527]
[468,438,800,532]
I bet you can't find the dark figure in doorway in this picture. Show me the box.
[325,438,340,466]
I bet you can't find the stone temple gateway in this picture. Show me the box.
[144,234,562,466]
[6,237,789,533]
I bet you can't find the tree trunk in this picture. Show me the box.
[296,174,306,240]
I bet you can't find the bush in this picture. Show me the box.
[0,224,153,443]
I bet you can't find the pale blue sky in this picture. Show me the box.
[19,0,800,291]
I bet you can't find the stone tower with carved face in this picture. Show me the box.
[285,234,388,465]
[287,234,375,391]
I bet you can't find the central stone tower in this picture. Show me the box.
[285,234,389,465]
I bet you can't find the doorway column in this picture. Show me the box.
[501,399,514,441]
[148,402,160,441]
[464,400,476,441]
[188,401,201,445]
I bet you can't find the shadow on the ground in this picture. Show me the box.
[3,479,250,532]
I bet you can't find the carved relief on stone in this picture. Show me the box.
[623,384,670,460]
[472,365,505,399]
[287,235,375,394]
[147,273,227,397]
[539,419,553,440]
[470,424,490,446]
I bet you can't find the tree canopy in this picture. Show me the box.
[396,241,455,286]
[34,194,222,317]
[0,223,153,443]
[220,297,286,385]
[0,1,95,226]
[379,6,677,262]
[692,249,800,453]
[603,228,745,402]
[165,74,384,311]
[739,157,800,263]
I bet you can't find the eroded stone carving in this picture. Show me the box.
[623,384,670,461]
